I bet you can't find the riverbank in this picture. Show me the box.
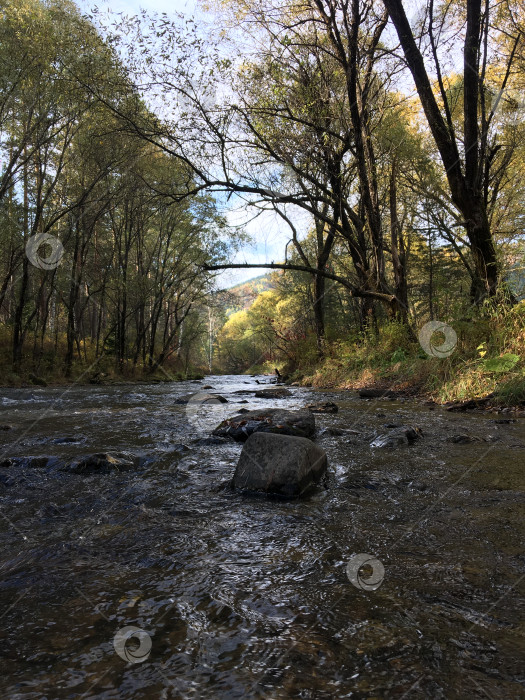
[291,355,525,409]
[282,313,525,410]
[0,367,207,389]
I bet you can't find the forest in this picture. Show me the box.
[1,0,524,402]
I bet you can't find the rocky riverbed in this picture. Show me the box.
[0,375,524,698]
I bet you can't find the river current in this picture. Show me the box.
[0,375,524,698]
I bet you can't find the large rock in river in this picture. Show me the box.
[232,432,327,497]
[212,408,315,442]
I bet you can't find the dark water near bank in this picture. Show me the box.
[0,376,524,699]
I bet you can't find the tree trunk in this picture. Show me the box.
[383,0,498,300]
[463,194,498,302]
[313,271,326,356]
[389,161,409,322]
[13,257,29,372]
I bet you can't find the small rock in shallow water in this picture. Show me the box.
[319,427,346,437]
[446,434,483,444]
[306,401,338,414]
[254,387,292,399]
[51,436,86,445]
[410,480,428,491]
[66,452,136,474]
[232,432,327,498]
[175,393,228,405]
[370,426,422,448]
[172,444,191,452]
[191,436,230,446]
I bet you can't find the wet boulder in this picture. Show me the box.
[232,432,327,498]
[306,401,339,414]
[212,408,315,442]
[175,393,228,405]
[254,387,292,399]
[66,452,136,474]
[370,426,422,448]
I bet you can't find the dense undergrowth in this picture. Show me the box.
[0,330,206,387]
[257,301,525,406]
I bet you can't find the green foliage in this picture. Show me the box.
[483,354,520,373]
[391,348,408,363]
[0,0,235,380]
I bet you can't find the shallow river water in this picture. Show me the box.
[0,375,524,699]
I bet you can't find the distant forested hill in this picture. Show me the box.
[222,273,277,315]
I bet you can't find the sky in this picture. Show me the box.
[78,0,199,18]
[76,0,299,289]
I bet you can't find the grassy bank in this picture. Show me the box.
[281,302,525,407]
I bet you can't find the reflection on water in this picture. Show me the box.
[0,376,524,698]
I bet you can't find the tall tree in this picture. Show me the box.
[382,0,523,301]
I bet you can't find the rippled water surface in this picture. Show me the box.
[0,376,524,698]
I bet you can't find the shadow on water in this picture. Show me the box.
[0,376,524,698]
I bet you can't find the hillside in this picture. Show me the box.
[222,273,277,315]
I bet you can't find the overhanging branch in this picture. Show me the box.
[203,262,396,303]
